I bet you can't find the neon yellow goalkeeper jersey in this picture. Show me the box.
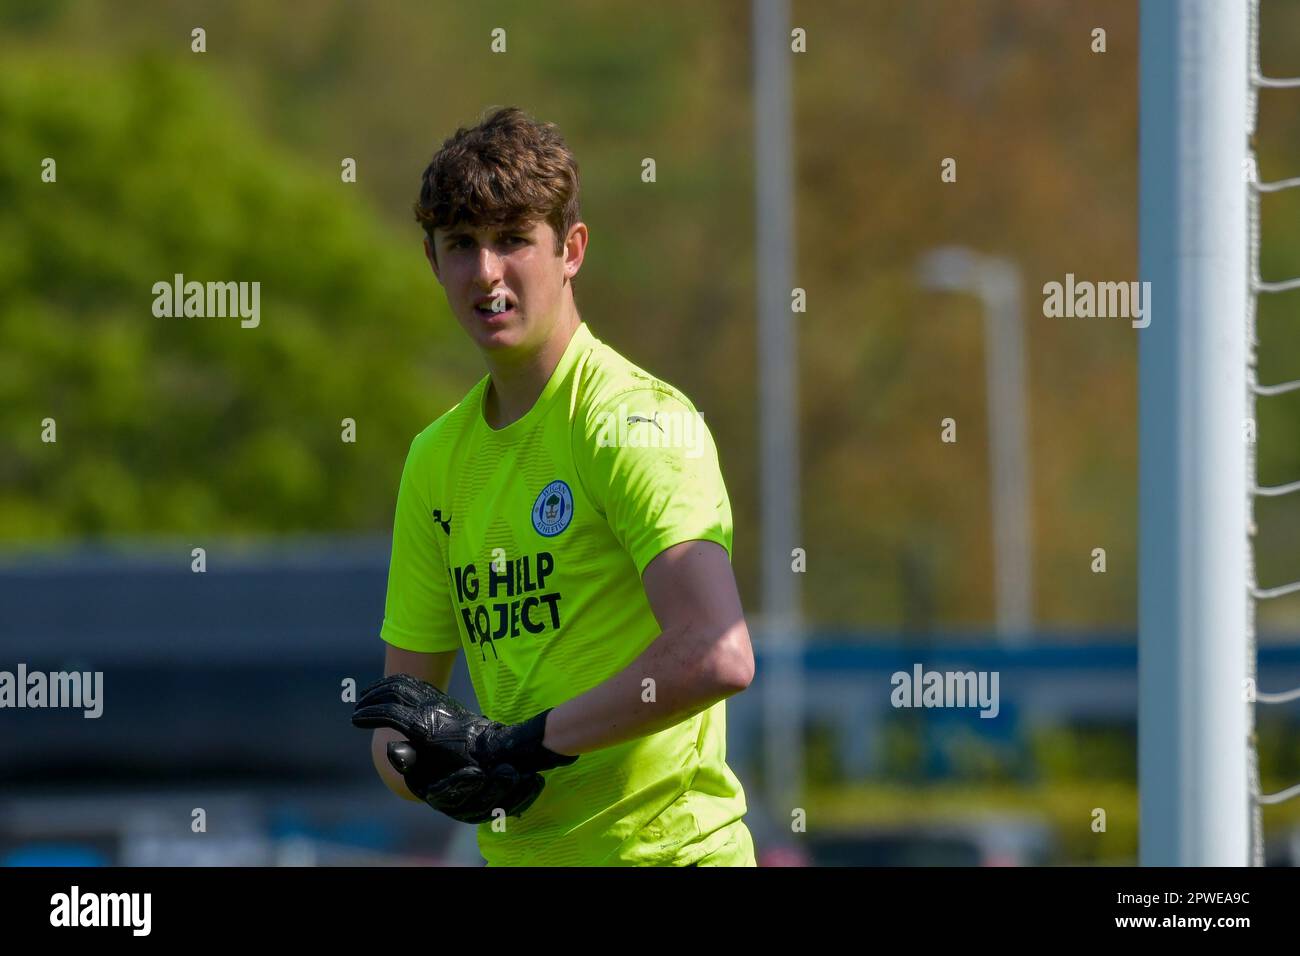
[379,320,755,866]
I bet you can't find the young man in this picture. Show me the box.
[360,107,756,866]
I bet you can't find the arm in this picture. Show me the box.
[541,539,753,756]
[371,643,458,801]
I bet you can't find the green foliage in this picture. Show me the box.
[0,54,466,540]
[1257,713,1300,786]
[1028,722,1136,783]
[879,712,928,781]
[802,719,844,787]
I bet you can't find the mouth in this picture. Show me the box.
[473,298,518,322]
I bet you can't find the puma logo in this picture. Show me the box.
[626,412,664,433]
[431,509,451,535]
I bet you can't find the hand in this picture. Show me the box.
[352,673,488,780]
[386,741,544,824]
[353,673,579,773]
[351,674,576,821]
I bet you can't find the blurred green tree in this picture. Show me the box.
[0,55,465,541]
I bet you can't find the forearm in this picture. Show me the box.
[541,622,748,756]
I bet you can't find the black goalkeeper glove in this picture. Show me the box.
[351,673,578,823]
[384,741,544,825]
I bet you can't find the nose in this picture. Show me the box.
[473,245,506,287]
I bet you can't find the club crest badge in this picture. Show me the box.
[531,479,574,537]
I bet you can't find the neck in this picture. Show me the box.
[484,311,581,429]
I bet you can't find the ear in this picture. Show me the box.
[562,222,588,282]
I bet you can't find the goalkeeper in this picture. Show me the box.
[354,107,756,866]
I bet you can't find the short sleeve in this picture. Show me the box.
[379,438,462,653]
[574,387,733,577]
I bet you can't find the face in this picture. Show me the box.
[425,218,585,354]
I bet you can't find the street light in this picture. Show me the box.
[916,246,1033,643]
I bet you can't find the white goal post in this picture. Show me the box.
[1138,0,1250,866]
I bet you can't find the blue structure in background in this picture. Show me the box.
[2,845,109,867]
[3,542,1300,792]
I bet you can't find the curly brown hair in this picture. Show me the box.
[414,106,582,260]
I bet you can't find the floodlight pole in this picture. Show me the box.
[754,0,804,819]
